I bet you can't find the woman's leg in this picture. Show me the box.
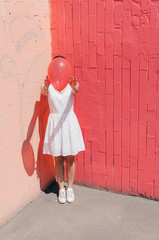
[65,155,75,188]
[54,156,65,190]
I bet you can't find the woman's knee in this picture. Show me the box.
[65,155,75,165]
[54,156,64,165]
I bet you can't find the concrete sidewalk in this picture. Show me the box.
[0,182,159,240]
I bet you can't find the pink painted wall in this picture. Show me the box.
[0,1,55,226]
[50,0,159,199]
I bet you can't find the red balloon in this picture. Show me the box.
[48,58,72,91]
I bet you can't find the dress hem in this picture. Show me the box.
[43,148,85,157]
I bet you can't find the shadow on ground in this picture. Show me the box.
[43,180,59,196]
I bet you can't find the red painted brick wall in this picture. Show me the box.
[50,0,159,199]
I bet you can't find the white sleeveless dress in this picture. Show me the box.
[43,83,85,157]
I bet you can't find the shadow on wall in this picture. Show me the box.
[21,94,55,190]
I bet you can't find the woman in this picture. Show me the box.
[41,56,85,204]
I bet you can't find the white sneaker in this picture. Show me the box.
[58,189,66,204]
[66,188,75,203]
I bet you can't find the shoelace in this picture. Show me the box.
[59,191,66,199]
[67,190,74,198]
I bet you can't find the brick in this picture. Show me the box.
[96,1,105,33]
[81,56,89,79]
[132,2,141,16]
[140,53,148,71]
[97,152,106,176]
[122,69,130,97]
[122,69,130,120]
[74,42,81,67]
[106,175,114,190]
[129,180,138,195]
[114,30,122,56]
[114,178,122,192]
[77,151,85,184]
[123,0,131,10]
[88,0,96,15]
[122,120,129,167]
[145,182,154,198]
[106,69,113,94]
[66,28,73,54]
[105,33,113,68]
[98,129,106,153]
[105,13,113,33]
[123,9,131,41]
[89,42,97,68]
[114,82,121,108]
[73,15,80,42]
[57,0,65,29]
[139,97,147,122]
[74,67,82,82]
[65,1,72,29]
[50,29,58,55]
[84,142,92,185]
[91,140,99,186]
[114,3,122,28]
[141,0,150,14]
[97,55,105,82]
[156,101,159,133]
[105,0,113,15]
[88,15,96,42]
[138,122,146,147]
[138,170,146,195]
[106,164,114,179]
[57,1,66,54]
[129,157,137,174]
[129,109,138,158]
[114,56,121,83]
[149,57,157,85]
[114,155,122,191]
[106,94,113,119]
[50,2,57,29]
[147,111,156,137]
[154,155,159,174]
[114,107,121,131]
[139,71,148,98]
[106,135,114,166]
[122,42,131,69]
[114,131,121,155]
[72,0,80,15]
[106,118,113,143]
[121,167,129,193]
[97,34,104,56]
[138,146,146,170]
[89,68,97,85]
[131,59,139,109]
[154,173,159,198]
[147,136,155,160]
[147,83,156,111]
[81,2,89,56]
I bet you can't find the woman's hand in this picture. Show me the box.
[69,76,79,94]
[41,75,50,96]
[41,85,48,96]
[44,75,50,88]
